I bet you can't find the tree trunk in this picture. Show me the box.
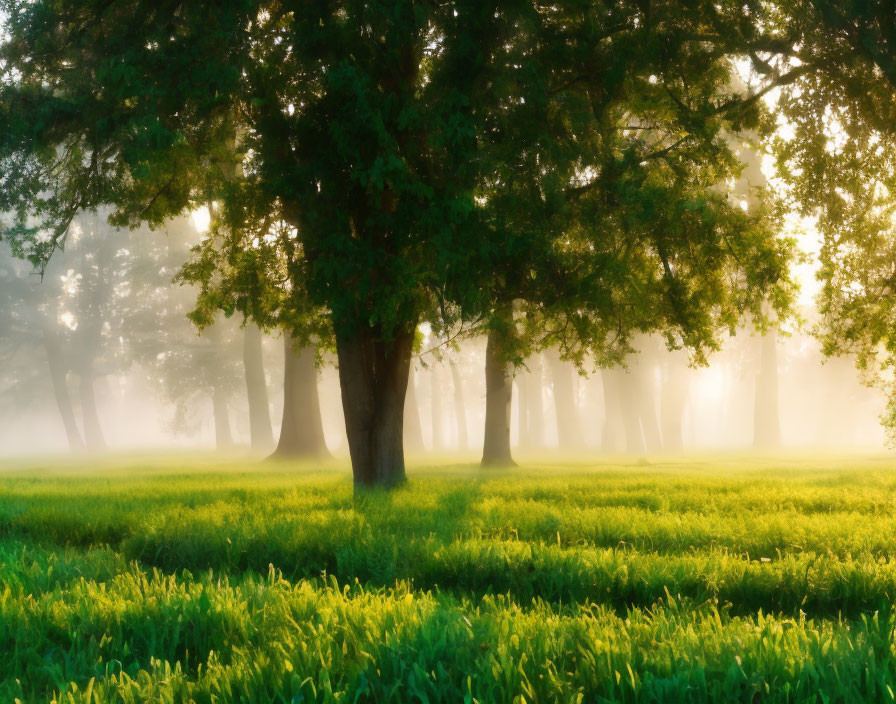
[212,384,234,450]
[430,362,444,452]
[661,354,687,453]
[243,323,274,452]
[337,327,414,488]
[618,371,647,455]
[526,355,544,448]
[404,363,425,452]
[449,360,468,449]
[78,358,106,452]
[515,376,528,449]
[754,328,781,449]
[600,369,624,452]
[637,382,663,454]
[481,328,516,466]
[272,333,329,458]
[43,325,84,452]
[546,347,584,449]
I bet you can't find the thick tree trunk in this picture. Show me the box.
[43,326,84,452]
[212,384,234,450]
[337,328,414,488]
[430,362,444,452]
[449,360,469,449]
[78,359,106,452]
[546,347,585,449]
[481,328,516,466]
[754,328,781,449]
[404,363,425,452]
[243,323,274,452]
[272,333,329,458]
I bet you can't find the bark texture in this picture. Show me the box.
[481,328,516,466]
[337,328,413,488]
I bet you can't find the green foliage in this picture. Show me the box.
[4,456,896,702]
[765,0,896,441]
[0,0,796,357]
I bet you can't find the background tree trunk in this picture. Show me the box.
[337,328,413,488]
[618,371,647,455]
[449,360,468,449]
[515,376,528,450]
[78,357,106,451]
[546,347,584,449]
[43,325,84,452]
[404,363,425,452]
[272,333,329,458]
[430,361,444,452]
[661,353,688,453]
[526,355,544,449]
[481,328,515,466]
[211,383,234,450]
[243,323,274,452]
[754,328,781,449]
[600,369,624,452]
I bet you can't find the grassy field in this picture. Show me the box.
[3,453,896,702]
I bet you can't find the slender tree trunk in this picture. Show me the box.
[754,328,781,449]
[43,325,84,452]
[404,363,425,452]
[600,369,625,452]
[272,333,329,458]
[661,354,687,453]
[430,362,444,452]
[546,347,584,449]
[618,371,647,455]
[515,376,529,449]
[637,380,663,454]
[337,327,414,488]
[526,354,544,448]
[212,384,234,450]
[78,358,106,452]
[449,360,468,449]
[243,323,274,452]
[481,328,516,466]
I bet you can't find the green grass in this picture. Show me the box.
[3,453,896,702]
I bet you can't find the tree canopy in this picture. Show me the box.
[0,0,801,485]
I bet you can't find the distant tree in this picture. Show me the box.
[178,203,330,458]
[117,216,246,449]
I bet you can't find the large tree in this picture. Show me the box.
[1,0,796,486]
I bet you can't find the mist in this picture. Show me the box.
[0,214,885,460]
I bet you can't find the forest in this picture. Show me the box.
[2,0,896,701]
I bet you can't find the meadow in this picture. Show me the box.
[3,453,896,702]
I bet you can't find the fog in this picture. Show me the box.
[0,214,886,460]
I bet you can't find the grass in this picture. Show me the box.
[3,453,896,702]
